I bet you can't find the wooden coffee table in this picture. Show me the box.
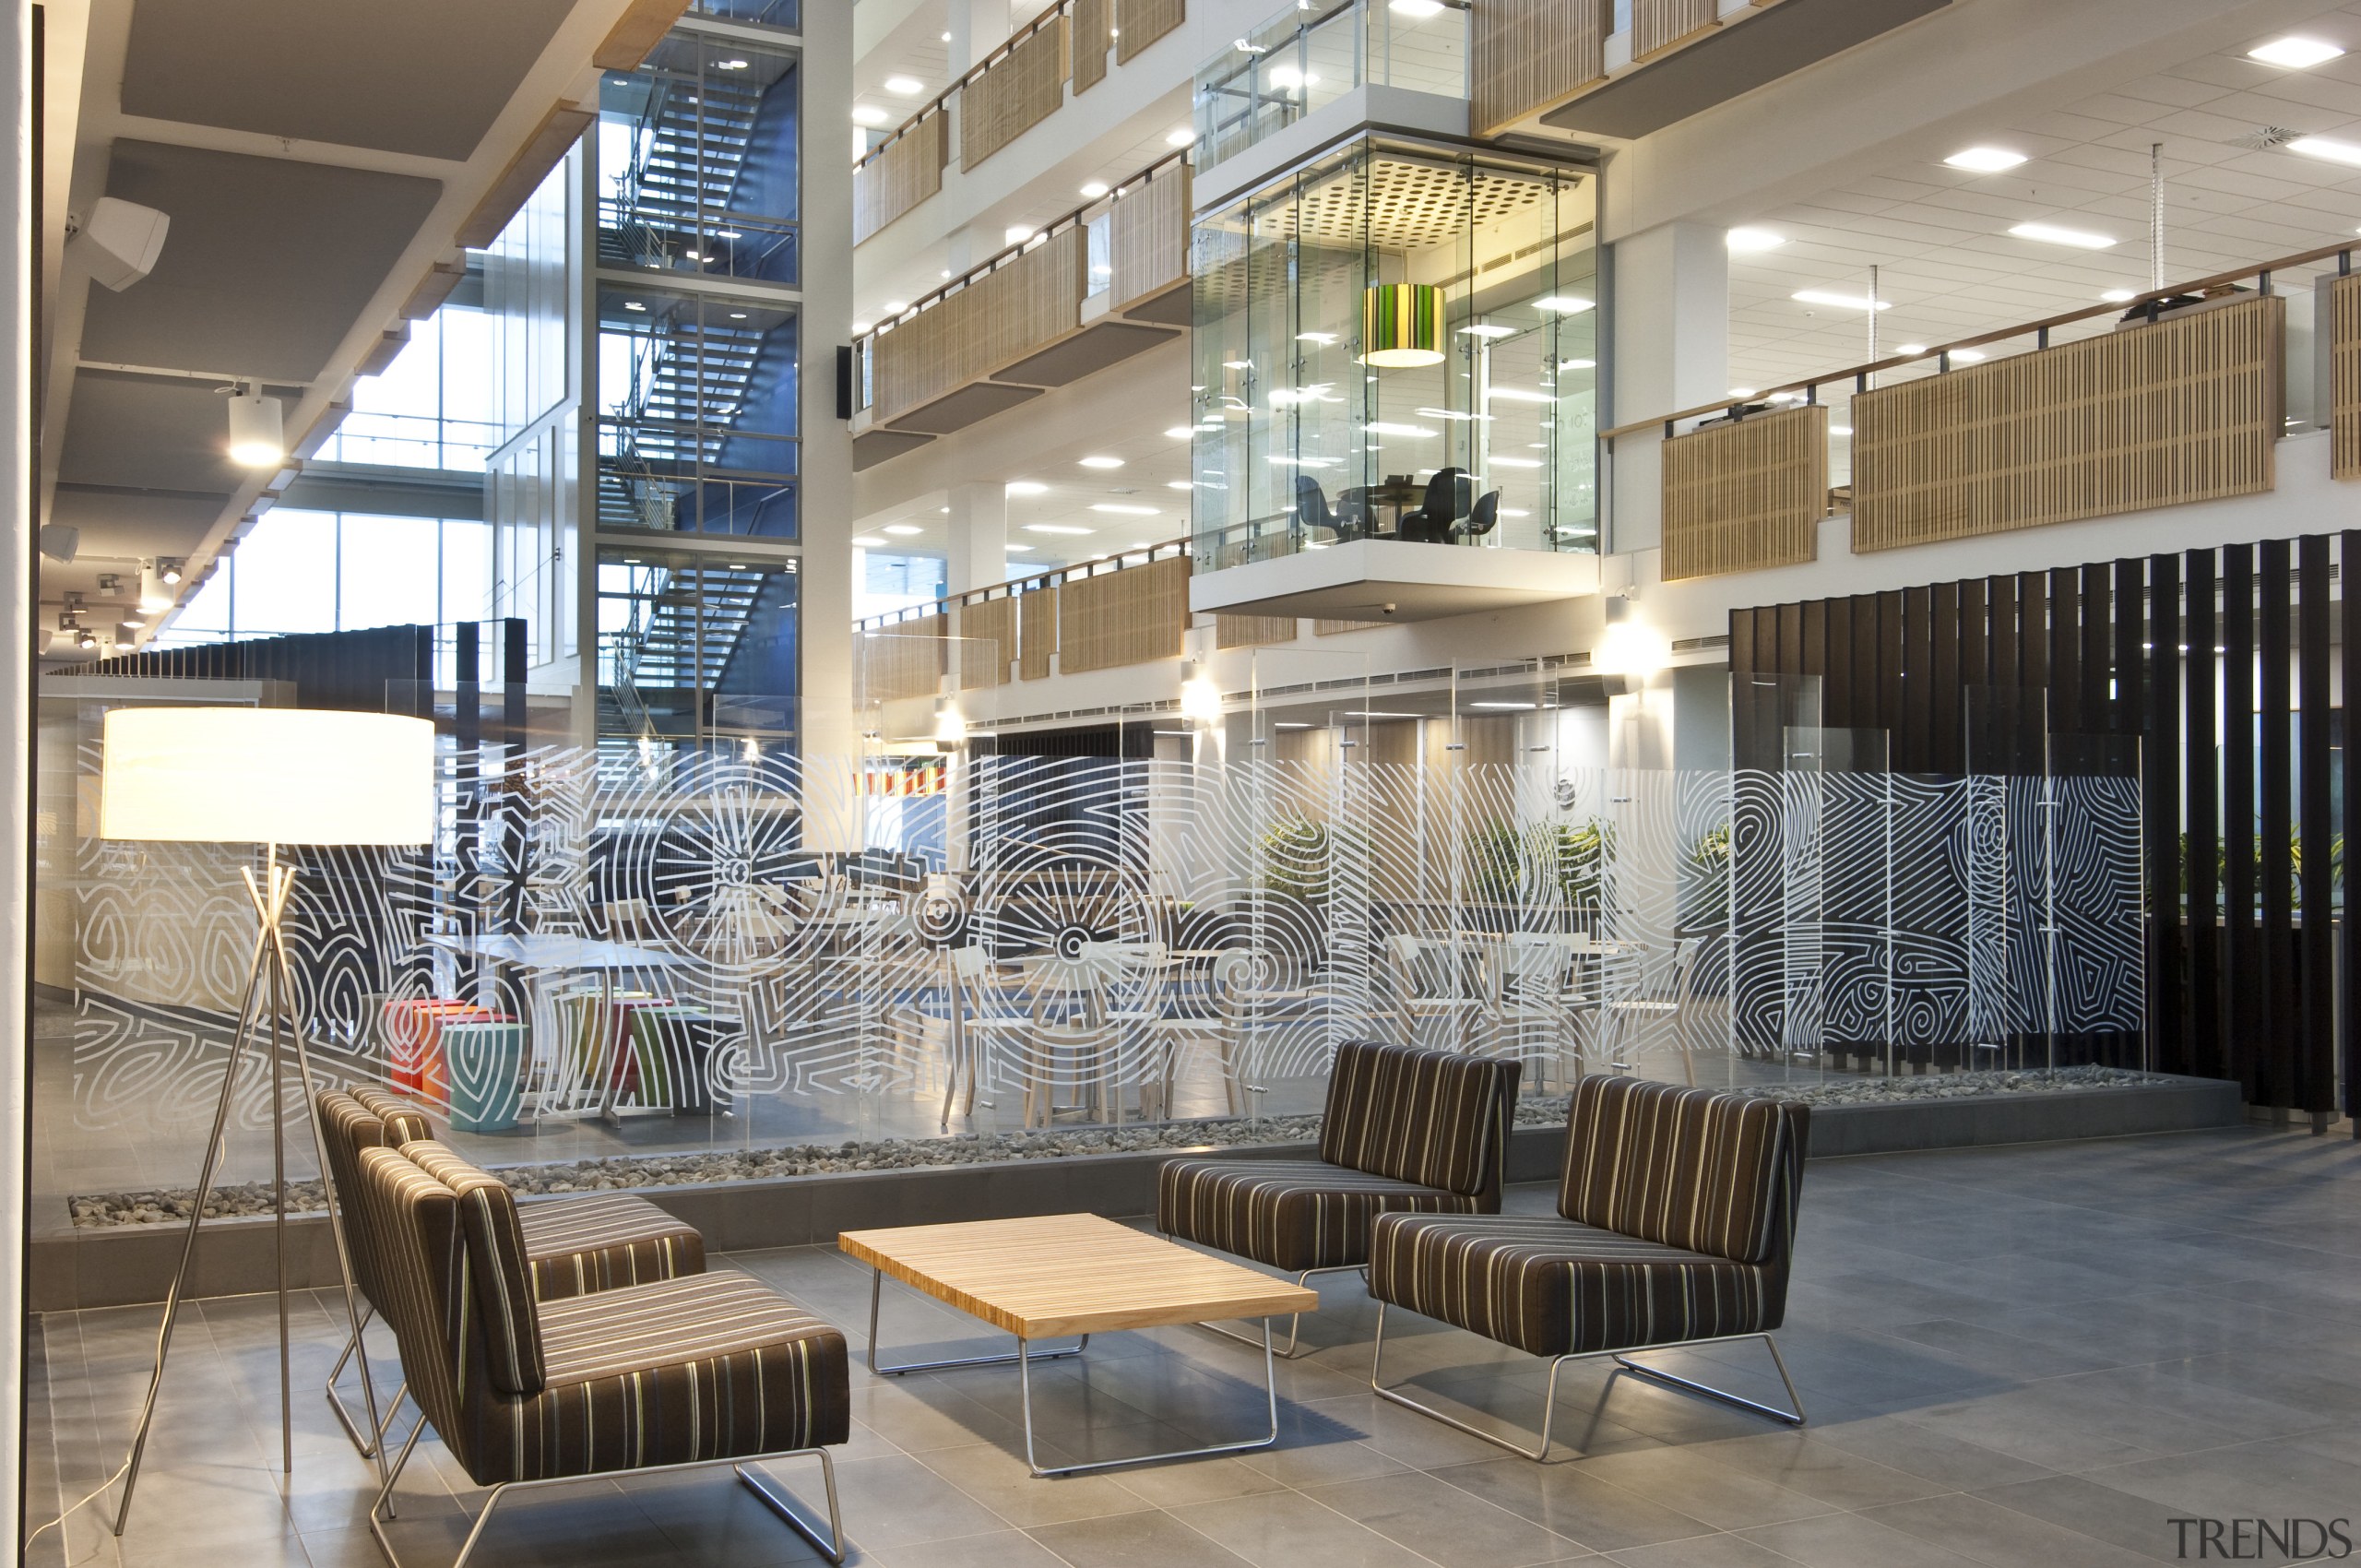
[840,1213,1320,1476]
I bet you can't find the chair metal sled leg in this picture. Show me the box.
[1175,1256,1363,1360]
[325,1305,409,1457]
[1369,1304,1805,1461]
[365,1420,848,1568]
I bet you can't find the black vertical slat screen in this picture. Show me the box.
[2186,548,2220,1085]
[2146,552,2180,1078]
[2258,540,2292,1110]
[1728,533,2353,1122]
[2343,533,2361,1132]
[2221,543,2257,1100]
[2298,535,2332,1114]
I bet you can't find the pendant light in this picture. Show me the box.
[227,386,284,468]
[1358,283,1445,367]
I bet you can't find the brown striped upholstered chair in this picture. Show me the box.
[1157,1039,1521,1357]
[353,1142,849,1568]
[1368,1072,1809,1459]
[315,1088,704,1459]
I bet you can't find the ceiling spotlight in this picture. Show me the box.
[1026,523,1095,535]
[1458,323,1516,339]
[851,320,872,334]
[1166,127,1194,147]
[1004,225,1034,245]
[623,300,647,312]
[2249,36,2344,68]
[1081,181,1109,198]
[1078,455,1124,469]
[158,558,183,586]
[1089,503,1160,515]
[1793,288,1891,312]
[883,524,924,536]
[1534,296,1595,314]
[1728,386,1759,399]
[1944,147,2027,172]
[1949,348,1987,363]
[1725,227,1786,253]
[1005,481,1049,494]
[1896,342,1928,355]
[852,105,890,125]
[2101,288,2137,303]
[2008,220,2118,249]
[941,30,952,41]
[1164,427,1194,439]
[852,534,887,547]
[1167,480,1194,491]
[884,75,924,94]
[717,57,750,69]
[227,386,284,468]
[883,300,908,313]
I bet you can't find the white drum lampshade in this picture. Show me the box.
[101,707,436,846]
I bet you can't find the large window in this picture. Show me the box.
[319,306,504,471]
[152,511,494,646]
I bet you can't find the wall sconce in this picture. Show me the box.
[1594,594,1669,685]
[1179,659,1223,724]
[1359,284,1445,367]
[933,695,967,750]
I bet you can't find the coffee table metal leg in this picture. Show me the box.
[1016,1317,1282,1478]
[864,1265,1088,1375]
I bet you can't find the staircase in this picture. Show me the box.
[601,74,765,268]
[599,562,774,746]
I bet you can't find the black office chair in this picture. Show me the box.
[1398,468,1468,543]
[1294,473,1340,543]
[1453,489,1501,544]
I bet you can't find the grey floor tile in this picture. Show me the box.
[1737,1511,1990,1568]
[1302,1468,1594,1568]
[1171,1488,1467,1568]
[1603,1532,1794,1568]
[1567,1447,1839,1533]
[1026,1509,1257,1568]
[914,1433,1155,1526]
[825,1452,1014,1548]
[1859,1491,2162,1568]
[1972,1472,2202,1565]
[1426,1455,1715,1553]
[864,1527,1073,1568]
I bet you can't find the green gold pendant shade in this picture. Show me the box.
[1359,283,1445,367]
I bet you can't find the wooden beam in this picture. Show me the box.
[593,0,694,71]
[454,103,594,250]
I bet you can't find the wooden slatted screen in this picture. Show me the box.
[852,114,946,244]
[1217,614,1297,647]
[962,21,1067,170]
[955,598,1017,688]
[869,228,1086,424]
[1314,619,1380,636]
[1019,586,1059,679]
[1072,0,1110,92]
[1470,0,1605,136]
[2332,274,2361,480]
[1109,163,1189,309]
[1059,557,1190,672]
[1853,296,2283,553]
[1633,0,1718,59]
[1661,405,1827,581]
[1114,0,1184,63]
[860,613,946,703]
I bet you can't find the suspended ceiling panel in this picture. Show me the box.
[82,141,444,384]
[884,382,1046,434]
[1542,0,1952,141]
[119,0,583,160]
[992,321,1177,386]
[57,377,250,496]
[1189,538,1599,620]
[1263,160,1560,250]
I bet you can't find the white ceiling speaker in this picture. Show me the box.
[37,523,78,563]
[228,386,284,468]
[67,196,171,292]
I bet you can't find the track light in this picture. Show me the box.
[228,386,284,468]
[159,557,183,586]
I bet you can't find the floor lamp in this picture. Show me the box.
[98,707,435,1535]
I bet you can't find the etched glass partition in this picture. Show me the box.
[35,671,2147,1215]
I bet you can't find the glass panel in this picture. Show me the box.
[599,32,801,286]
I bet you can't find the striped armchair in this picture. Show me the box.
[1369,1073,1809,1459]
[353,1143,849,1568]
[1157,1039,1522,1356]
[314,1088,705,1458]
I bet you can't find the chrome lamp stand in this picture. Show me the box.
[111,844,386,1533]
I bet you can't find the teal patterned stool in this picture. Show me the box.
[444,1021,528,1133]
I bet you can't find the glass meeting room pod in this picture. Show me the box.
[1190,137,1599,568]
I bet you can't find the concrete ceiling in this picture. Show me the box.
[118,0,583,161]
[40,0,668,656]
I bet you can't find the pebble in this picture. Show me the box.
[65,1065,2171,1228]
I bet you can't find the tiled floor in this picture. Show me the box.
[28,1124,2361,1568]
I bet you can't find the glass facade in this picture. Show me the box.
[1191,138,1599,570]
[1192,0,1469,170]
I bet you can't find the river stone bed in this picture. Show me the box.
[65,1064,2174,1228]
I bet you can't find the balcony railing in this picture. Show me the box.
[849,154,1189,450]
[1192,0,1469,170]
[1609,239,2361,583]
[852,0,1190,244]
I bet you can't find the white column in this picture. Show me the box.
[1,0,31,1544]
[799,0,862,849]
[1607,220,1727,555]
[943,480,1006,596]
[945,0,1012,76]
